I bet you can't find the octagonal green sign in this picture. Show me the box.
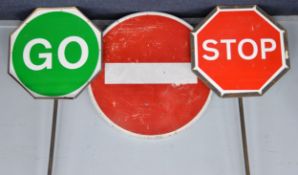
[10,7,102,98]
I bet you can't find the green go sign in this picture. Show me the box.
[9,7,102,98]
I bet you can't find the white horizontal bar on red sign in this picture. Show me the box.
[104,63,197,84]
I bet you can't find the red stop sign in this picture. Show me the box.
[192,6,289,97]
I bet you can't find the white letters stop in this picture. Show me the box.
[202,38,276,61]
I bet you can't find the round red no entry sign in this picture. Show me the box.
[89,12,211,137]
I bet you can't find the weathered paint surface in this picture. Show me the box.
[89,12,211,137]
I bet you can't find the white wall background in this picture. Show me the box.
[0,17,297,175]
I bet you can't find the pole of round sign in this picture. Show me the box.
[9,7,102,175]
[191,5,289,175]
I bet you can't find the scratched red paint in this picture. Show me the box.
[90,13,211,136]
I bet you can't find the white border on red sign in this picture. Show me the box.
[9,7,102,99]
[191,5,289,97]
[88,11,212,139]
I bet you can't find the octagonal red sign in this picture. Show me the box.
[191,6,289,97]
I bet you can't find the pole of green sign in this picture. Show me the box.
[47,100,59,175]
[9,7,102,175]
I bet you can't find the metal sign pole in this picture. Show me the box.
[8,7,102,175]
[238,97,251,175]
[47,99,59,175]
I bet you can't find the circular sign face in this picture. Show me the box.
[191,6,289,97]
[89,12,211,137]
[10,7,101,98]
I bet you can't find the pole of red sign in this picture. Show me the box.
[47,99,59,175]
[238,98,251,175]
[191,5,289,175]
